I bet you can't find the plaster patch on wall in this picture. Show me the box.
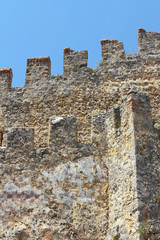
[42,156,107,206]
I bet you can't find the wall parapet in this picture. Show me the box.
[63,48,88,77]
[0,29,160,90]
[25,56,51,85]
[138,28,160,58]
[0,28,160,240]
[0,115,93,164]
[100,39,125,64]
[0,68,12,91]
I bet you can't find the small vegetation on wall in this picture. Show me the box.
[154,194,160,203]
[135,220,151,238]
[96,59,104,67]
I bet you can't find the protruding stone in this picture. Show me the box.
[49,115,77,150]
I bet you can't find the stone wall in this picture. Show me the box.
[0,116,108,240]
[106,89,160,239]
[0,29,159,239]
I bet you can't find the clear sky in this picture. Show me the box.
[1,0,160,87]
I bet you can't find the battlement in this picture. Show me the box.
[0,29,160,90]
[101,39,125,64]
[138,28,160,57]
[0,68,12,91]
[0,29,160,240]
[1,115,90,165]
[25,56,51,85]
[63,48,88,77]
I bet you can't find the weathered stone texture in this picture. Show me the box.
[25,57,51,85]
[0,29,159,239]
[0,68,12,92]
[101,39,125,64]
[106,90,160,239]
[63,49,88,77]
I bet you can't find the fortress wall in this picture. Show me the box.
[0,115,109,240]
[0,28,159,239]
[1,72,120,148]
[0,29,160,148]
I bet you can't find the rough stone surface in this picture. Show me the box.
[0,29,159,239]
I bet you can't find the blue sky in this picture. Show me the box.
[1,0,160,87]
